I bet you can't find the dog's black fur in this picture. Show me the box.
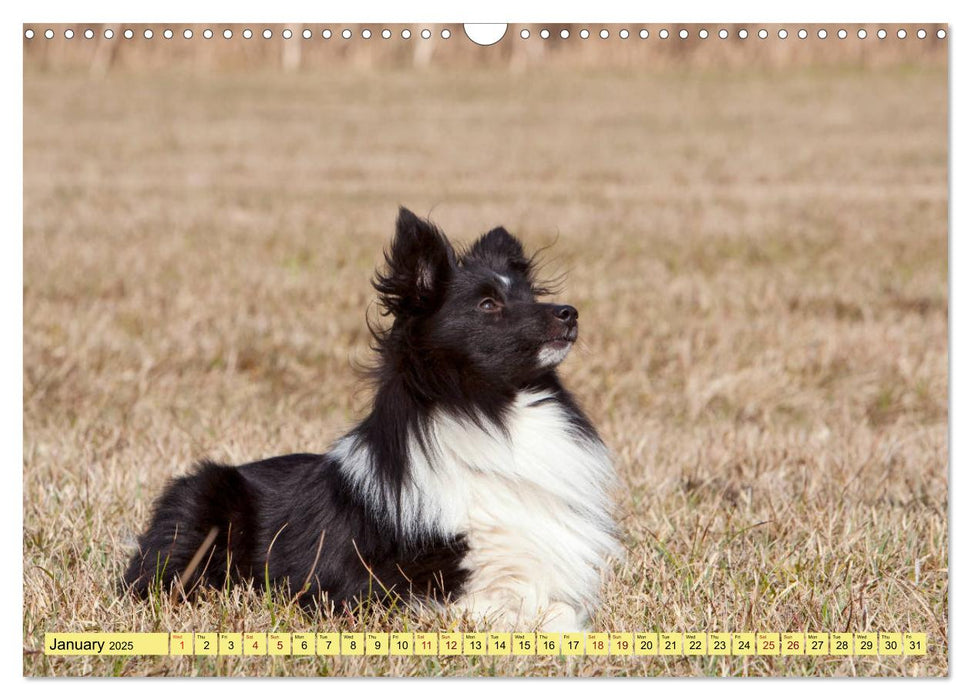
[122,207,590,613]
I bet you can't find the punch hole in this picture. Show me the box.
[302,29,312,39]
[242,29,252,39]
[65,29,74,39]
[520,29,529,39]
[718,29,728,39]
[837,29,847,39]
[580,29,590,39]
[401,29,411,39]
[44,29,53,39]
[877,29,887,39]
[382,29,391,39]
[798,29,808,39]
[897,29,907,39]
[24,29,34,39]
[421,29,431,39]
[541,29,550,39]
[599,29,608,39]
[659,29,669,39]
[143,29,153,39]
[362,29,372,39]
[222,29,232,39]
[778,28,788,39]
[561,29,570,39]
[203,29,213,39]
[858,29,867,39]
[678,29,687,39]
[937,29,946,39]
[464,24,506,45]
[738,28,748,39]
[758,29,767,39]
[639,29,648,39]
[620,29,629,39]
[699,29,708,39]
[342,29,351,39]
[263,29,272,39]
[917,29,926,39]
[124,29,134,39]
[282,29,293,39]
[105,28,114,39]
[163,29,173,39]
[322,29,332,39]
[85,29,94,39]
[817,29,827,39]
[441,28,451,39]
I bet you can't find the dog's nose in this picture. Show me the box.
[553,305,579,324]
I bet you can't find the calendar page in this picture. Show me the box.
[22,20,948,678]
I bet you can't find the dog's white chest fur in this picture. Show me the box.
[336,390,619,630]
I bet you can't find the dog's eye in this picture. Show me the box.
[478,298,500,312]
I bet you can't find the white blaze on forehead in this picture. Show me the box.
[538,341,572,367]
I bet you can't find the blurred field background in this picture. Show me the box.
[23,24,948,676]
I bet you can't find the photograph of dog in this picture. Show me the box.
[23,23,947,677]
[122,208,620,632]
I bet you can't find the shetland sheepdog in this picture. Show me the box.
[123,208,620,631]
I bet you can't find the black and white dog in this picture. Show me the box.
[123,208,620,631]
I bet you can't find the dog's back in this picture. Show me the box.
[123,453,470,608]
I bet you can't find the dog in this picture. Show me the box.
[122,208,620,631]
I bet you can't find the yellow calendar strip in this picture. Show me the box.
[243,632,266,655]
[757,632,780,656]
[611,632,634,655]
[880,633,903,656]
[562,632,584,655]
[44,633,169,656]
[219,632,242,655]
[463,632,487,655]
[782,633,805,656]
[341,632,364,656]
[537,632,560,655]
[415,632,438,655]
[170,632,192,656]
[317,632,339,655]
[586,632,609,656]
[42,631,929,657]
[806,632,828,655]
[513,632,536,655]
[366,632,389,655]
[856,632,878,656]
[635,632,658,655]
[440,631,463,655]
[831,632,853,656]
[292,633,315,656]
[488,632,511,655]
[269,632,291,656]
[709,632,730,656]
[194,633,218,656]
[904,633,927,656]
[659,632,682,655]
[390,631,413,655]
[685,632,706,655]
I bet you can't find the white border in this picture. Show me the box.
[7,0,962,696]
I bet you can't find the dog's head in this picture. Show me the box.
[373,208,578,388]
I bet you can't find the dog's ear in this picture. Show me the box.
[468,227,530,273]
[373,207,454,317]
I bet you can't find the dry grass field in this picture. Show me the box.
[23,61,947,676]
